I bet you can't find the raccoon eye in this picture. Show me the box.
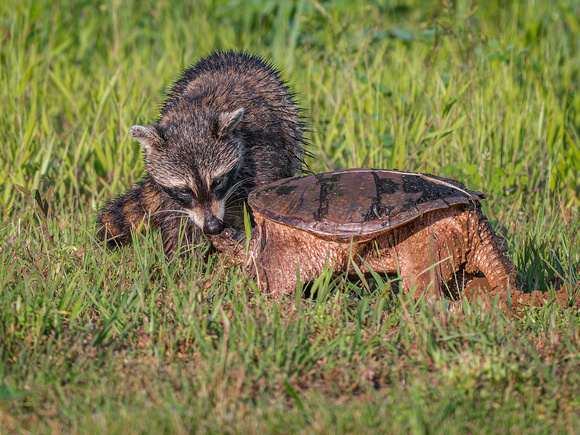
[211,176,233,199]
[211,168,239,199]
[211,178,227,196]
[163,186,196,207]
[175,189,194,204]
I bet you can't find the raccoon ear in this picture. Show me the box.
[217,108,244,138]
[130,125,164,152]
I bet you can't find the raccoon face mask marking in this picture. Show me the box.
[132,116,245,235]
[160,186,196,208]
[131,107,244,191]
[159,183,226,234]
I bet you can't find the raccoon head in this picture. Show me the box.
[130,108,245,235]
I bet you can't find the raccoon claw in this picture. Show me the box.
[210,227,246,264]
[213,227,245,243]
[221,228,238,239]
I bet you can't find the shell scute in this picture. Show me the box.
[249,168,483,242]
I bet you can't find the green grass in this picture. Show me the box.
[1,0,580,432]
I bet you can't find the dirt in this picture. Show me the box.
[461,277,578,316]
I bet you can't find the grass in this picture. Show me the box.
[1,0,580,432]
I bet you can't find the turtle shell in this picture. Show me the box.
[248,168,485,243]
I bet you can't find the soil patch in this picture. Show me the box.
[462,277,578,315]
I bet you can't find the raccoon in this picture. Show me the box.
[96,51,308,257]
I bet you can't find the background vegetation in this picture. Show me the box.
[1,0,579,432]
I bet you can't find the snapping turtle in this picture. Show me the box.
[212,168,516,299]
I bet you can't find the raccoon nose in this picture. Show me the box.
[204,215,223,235]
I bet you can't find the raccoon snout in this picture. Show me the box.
[204,215,223,235]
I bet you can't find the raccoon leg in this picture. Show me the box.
[97,175,168,248]
[96,184,150,248]
[159,215,200,258]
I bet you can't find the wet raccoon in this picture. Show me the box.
[96,51,307,257]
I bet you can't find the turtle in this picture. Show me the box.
[210,168,517,300]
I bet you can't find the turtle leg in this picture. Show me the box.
[467,210,517,293]
[246,246,298,297]
[387,228,444,301]
[398,254,443,301]
[244,218,307,297]
[245,218,350,298]
[364,228,444,300]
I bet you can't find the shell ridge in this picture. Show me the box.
[249,168,485,240]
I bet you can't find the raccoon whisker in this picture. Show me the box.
[223,207,246,216]
[225,194,248,203]
[224,194,247,205]
[161,213,190,220]
[161,214,191,223]
[224,209,248,219]
[223,178,253,202]
[224,201,247,211]
[149,209,190,217]
[223,203,247,212]
[161,217,187,224]
[223,189,247,204]
[225,198,246,206]
[222,212,244,220]
[224,204,245,211]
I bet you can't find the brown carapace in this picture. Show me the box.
[211,168,517,300]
